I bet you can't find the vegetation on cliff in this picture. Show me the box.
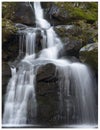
[54,2,98,23]
[2,2,17,42]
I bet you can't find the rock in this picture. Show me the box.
[41,2,53,9]
[54,24,92,45]
[47,2,98,25]
[36,63,77,125]
[13,2,35,26]
[79,43,98,71]
[54,25,82,38]
[54,24,97,58]
[2,34,19,62]
[54,25,83,55]
[2,62,11,114]
[2,62,11,96]
[2,18,17,42]
[36,63,56,82]
[15,23,28,30]
[36,63,60,124]
[63,56,79,63]
[35,30,43,53]
[61,40,82,58]
[48,5,70,25]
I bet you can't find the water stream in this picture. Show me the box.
[3,2,97,127]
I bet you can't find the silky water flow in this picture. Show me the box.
[3,2,97,127]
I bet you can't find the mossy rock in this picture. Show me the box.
[54,2,98,24]
[54,21,98,47]
[2,2,17,20]
[79,43,98,71]
[2,18,17,42]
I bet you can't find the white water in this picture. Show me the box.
[34,2,50,29]
[56,63,97,124]
[3,2,97,127]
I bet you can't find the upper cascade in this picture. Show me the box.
[34,2,50,29]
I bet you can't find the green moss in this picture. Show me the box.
[2,18,17,42]
[2,2,17,19]
[80,43,98,71]
[55,2,98,23]
[2,2,18,42]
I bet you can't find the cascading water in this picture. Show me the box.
[3,2,97,127]
[56,62,97,125]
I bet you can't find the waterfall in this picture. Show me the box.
[34,2,50,29]
[56,62,97,124]
[3,2,97,127]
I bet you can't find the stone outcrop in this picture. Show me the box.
[36,63,60,124]
[2,62,11,96]
[13,2,35,26]
[79,43,98,71]
[2,34,19,62]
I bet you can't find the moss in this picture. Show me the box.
[2,2,17,19]
[80,43,98,71]
[2,2,18,42]
[55,2,98,23]
[2,18,17,42]
[80,50,98,71]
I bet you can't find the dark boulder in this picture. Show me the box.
[36,63,60,125]
[48,5,70,26]
[36,63,77,125]
[2,62,11,114]
[15,23,28,30]
[79,43,98,72]
[54,25,82,39]
[36,63,57,82]
[61,40,82,58]
[2,34,19,62]
[13,2,35,26]
[2,62,11,112]
[2,62,11,96]
[35,30,44,53]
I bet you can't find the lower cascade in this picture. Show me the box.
[3,2,97,127]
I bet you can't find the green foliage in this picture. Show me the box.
[2,18,17,42]
[55,2,98,23]
[80,43,98,71]
[54,2,98,45]
[2,2,17,19]
[2,2,17,42]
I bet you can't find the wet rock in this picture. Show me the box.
[54,25,97,58]
[48,5,70,25]
[2,34,19,62]
[63,56,79,63]
[36,63,56,81]
[2,62,11,113]
[41,2,53,9]
[36,63,60,124]
[62,40,82,58]
[59,39,82,58]
[54,22,97,47]
[36,63,78,125]
[2,62,11,96]
[13,2,35,26]
[54,25,82,39]
[35,30,43,53]
[15,23,28,30]
[46,2,98,25]
[79,43,98,71]
[2,19,17,43]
